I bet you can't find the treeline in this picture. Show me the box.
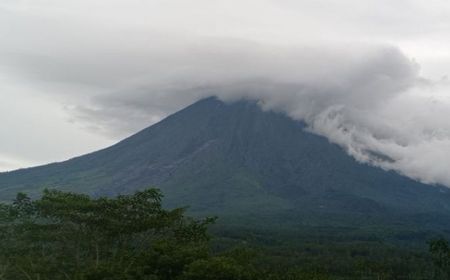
[0,188,449,279]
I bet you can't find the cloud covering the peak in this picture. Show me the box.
[62,42,450,187]
[1,0,450,187]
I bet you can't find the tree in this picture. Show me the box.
[0,188,215,279]
[429,237,450,279]
[182,257,254,280]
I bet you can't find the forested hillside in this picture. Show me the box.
[1,188,450,279]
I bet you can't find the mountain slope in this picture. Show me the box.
[1,97,450,229]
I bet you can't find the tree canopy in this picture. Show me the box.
[0,188,216,279]
[0,188,447,280]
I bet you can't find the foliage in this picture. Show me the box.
[0,188,215,279]
[428,237,450,279]
[0,188,447,280]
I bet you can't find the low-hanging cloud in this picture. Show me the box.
[47,41,449,188]
[1,17,449,187]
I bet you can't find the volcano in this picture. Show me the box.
[1,97,449,229]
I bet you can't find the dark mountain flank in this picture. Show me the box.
[1,97,450,229]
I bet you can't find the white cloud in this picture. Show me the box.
[0,0,449,187]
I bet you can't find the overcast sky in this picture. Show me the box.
[1,0,450,187]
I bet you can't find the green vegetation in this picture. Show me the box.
[0,188,215,279]
[0,188,448,279]
[428,237,450,279]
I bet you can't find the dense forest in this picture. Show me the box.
[0,188,449,279]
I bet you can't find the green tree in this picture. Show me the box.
[429,237,450,279]
[182,257,254,280]
[0,188,215,279]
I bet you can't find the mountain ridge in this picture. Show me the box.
[1,97,449,230]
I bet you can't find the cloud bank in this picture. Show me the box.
[86,44,450,188]
[1,0,449,187]
[7,36,449,186]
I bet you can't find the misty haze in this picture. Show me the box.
[1,1,450,279]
